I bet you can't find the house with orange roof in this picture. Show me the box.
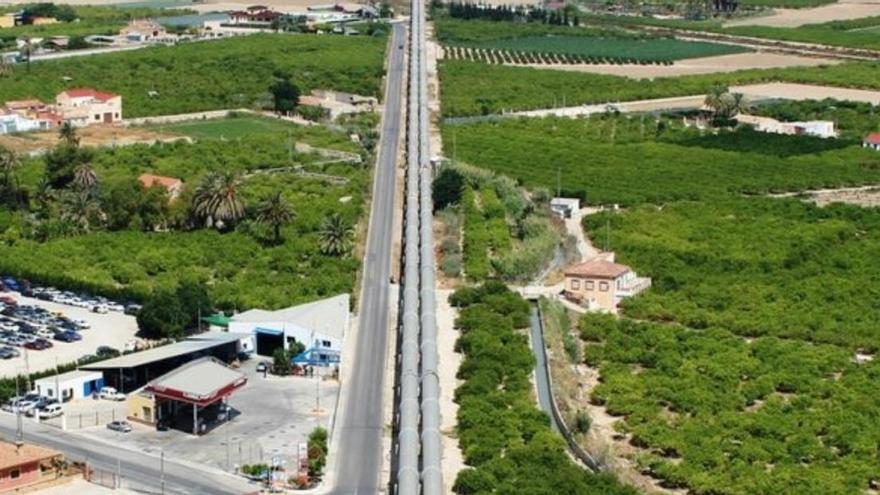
[564,252,651,313]
[138,173,183,200]
[0,440,64,492]
[863,133,880,151]
[55,88,122,127]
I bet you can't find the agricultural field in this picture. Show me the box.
[455,35,746,63]
[441,115,880,206]
[436,18,746,64]
[0,34,386,118]
[0,116,369,310]
[439,60,880,116]
[449,282,637,495]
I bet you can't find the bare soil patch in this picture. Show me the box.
[512,52,839,79]
[771,185,880,207]
[724,0,880,28]
[0,124,184,155]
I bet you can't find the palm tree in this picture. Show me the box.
[703,85,746,127]
[319,213,353,257]
[58,122,79,147]
[72,163,98,191]
[256,192,294,244]
[34,176,55,213]
[60,190,101,232]
[191,172,246,229]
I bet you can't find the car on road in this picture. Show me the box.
[107,420,132,433]
[99,387,125,401]
[38,403,63,419]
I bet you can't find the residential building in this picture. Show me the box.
[120,19,168,42]
[0,111,49,134]
[550,197,580,218]
[228,293,349,364]
[863,133,880,151]
[736,114,837,138]
[55,88,122,127]
[0,441,64,492]
[228,6,282,25]
[564,252,651,313]
[34,370,104,402]
[138,173,183,200]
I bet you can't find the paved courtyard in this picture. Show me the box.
[77,358,340,474]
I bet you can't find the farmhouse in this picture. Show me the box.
[564,252,651,313]
[0,441,64,492]
[120,19,168,42]
[736,114,836,138]
[863,133,880,151]
[228,294,349,364]
[55,88,122,127]
[228,6,282,25]
[138,173,184,200]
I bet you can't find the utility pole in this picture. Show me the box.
[556,167,561,198]
[160,450,165,495]
[23,349,30,391]
[54,357,59,402]
[116,457,121,489]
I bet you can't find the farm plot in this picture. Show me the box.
[450,35,747,64]
[0,34,386,118]
[441,116,880,207]
[575,197,880,494]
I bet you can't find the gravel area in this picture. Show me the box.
[725,0,880,28]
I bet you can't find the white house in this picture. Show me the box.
[736,114,836,139]
[0,111,50,134]
[34,370,104,402]
[550,197,580,218]
[228,294,349,365]
[55,88,122,127]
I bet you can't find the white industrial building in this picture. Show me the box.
[0,111,50,134]
[228,294,349,364]
[736,114,837,139]
[34,370,104,402]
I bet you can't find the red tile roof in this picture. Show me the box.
[61,88,119,102]
[864,133,880,145]
[139,173,182,190]
[565,260,631,279]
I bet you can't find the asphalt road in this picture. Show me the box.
[0,413,256,494]
[329,22,406,495]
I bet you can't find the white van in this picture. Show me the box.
[38,403,62,419]
[99,387,125,401]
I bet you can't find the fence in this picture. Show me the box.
[41,408,123,431]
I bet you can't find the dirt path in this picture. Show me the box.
[512,82,880,118]
[511,52,839,79]
[770,184,880,207]
[725,0,880,28]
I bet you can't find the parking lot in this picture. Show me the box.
[0,293,141,376]
[79,358,340,473]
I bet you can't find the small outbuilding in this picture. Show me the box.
[863,133,880,151]
[0,441,64,492]
[550,197,580,218]
[564,252,651,313]
[34,370,104,402]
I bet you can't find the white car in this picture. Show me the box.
[73,319,90,329]
[92,305,108,314]
[98,387,125,401]
[38,403,62,419]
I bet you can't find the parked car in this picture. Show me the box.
[107,420,132,433]
[99,387,125,401]
[124,304,142,316]
[92,305,108,314]
[255,361,270,373]
[54,332,77,343]
[37,403,62,419]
